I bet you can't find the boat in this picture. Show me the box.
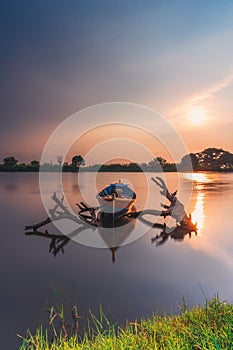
[96,181,136,219]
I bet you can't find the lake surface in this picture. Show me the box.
[0,172,233,348]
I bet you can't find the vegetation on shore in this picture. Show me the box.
[19,296,233,349]
[1,148,233,172]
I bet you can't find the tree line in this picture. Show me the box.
[0,155,176,172]
[0,155,85,172]
[0,148,232,172]
[179,148,233,171]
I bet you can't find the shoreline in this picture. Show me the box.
[19,297,233,349]
[0,169,232,173]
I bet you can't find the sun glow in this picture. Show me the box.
[189,106,207,125]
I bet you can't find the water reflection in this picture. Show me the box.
[191,192,205,235]
[184,173,208,235]
[25,213,136,263]
[25,212,198,256]
[138,215,197,246]
[152,223,197,245]
[184,173,210,184]
[98,217,136,262]
[184,172,231,194]
[4,183,18,192]
[25,177,198,255]
[2,172,233,350]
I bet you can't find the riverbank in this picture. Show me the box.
[0,167,232,173]
[19,297,233,349]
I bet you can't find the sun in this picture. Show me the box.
[189,106,207,125]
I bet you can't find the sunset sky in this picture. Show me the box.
[1,0,233,164]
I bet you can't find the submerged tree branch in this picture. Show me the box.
[24,177,197,257]
[151,177,190,224]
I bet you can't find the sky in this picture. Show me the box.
[0,0,233,164]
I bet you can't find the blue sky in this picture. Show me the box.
[0,0,233,163]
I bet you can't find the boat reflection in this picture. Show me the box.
[97,213,136,262]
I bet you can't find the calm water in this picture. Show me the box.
[0,172,233,348]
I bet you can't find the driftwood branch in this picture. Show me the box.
[25,177,198,258]
[24,193,95,255]
[25,193,83,232]
[151,177,190,224]
[151,177,176,202]
[51,193,83,223]
[25,178,193,233]
[25,217,52,231]
[76,202,100,226]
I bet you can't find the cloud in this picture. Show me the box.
[189,74,233,104]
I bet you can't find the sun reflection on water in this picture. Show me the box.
[184,173,208,235]
[184,172,210,183]
[191,192,205,235]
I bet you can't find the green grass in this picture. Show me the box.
[19,297,233,350]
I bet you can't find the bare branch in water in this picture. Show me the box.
[25,177,197,257]
[151,177,191,224]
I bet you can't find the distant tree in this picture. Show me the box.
[148,158,159,168]
[62,162,70,172]
[197,148,233,170]
[71,155,85,167]
[56,155,63,167]
[3,156,18,167]
[180,153,198,171]
[180,148,233,171]
[31,160,40,167]
[157,156,167,166]
[148,157,167,170]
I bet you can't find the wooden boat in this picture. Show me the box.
[96,181,136,218]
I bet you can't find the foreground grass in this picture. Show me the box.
[20,297,233,350]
